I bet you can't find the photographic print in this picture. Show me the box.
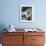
[20,5,34,22]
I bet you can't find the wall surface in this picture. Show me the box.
[0,0,46,29]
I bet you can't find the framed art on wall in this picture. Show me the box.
[20,5,34,22]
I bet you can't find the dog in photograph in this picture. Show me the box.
[21,7,32,20]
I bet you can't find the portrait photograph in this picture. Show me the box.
[20,5,34,22]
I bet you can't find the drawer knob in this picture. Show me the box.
[9,38,14,40]
[32,39,36,40]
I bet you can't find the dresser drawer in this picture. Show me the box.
[3,43,23,46]
[32,44,44,46]
[3,36,23,46]
[24,32,44,36]
[3,35,23,44]
[3,44,15,46]
[32,36,45,44]
[3,32,23,36]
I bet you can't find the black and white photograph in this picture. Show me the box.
[20,5,34,22]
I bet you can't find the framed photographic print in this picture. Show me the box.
[20,5,34,22]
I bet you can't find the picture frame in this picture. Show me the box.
[20,5,34,22]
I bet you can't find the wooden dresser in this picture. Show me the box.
[2,29,45,46]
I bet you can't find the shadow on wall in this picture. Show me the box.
[0,24,7,43]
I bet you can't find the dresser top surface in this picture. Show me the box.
[3,29,45,32]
